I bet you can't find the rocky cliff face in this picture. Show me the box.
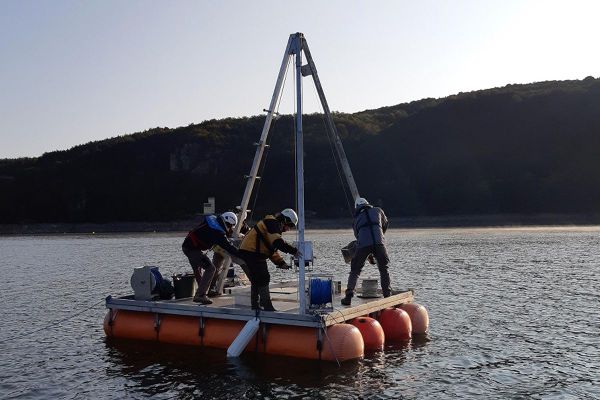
[170,143,202,172]
[170,143,226,176]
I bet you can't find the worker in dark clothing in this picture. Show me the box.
[341,198,391,306]
[238,209,299,311]
[182,212,240,305]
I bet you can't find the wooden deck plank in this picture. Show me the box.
[323,290,414,326]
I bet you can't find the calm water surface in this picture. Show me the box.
[0,227,598,399]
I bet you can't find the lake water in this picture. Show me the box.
[0,227,598,399]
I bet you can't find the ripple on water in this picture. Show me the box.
[0,228,599,399]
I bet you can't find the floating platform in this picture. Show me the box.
[104,281,428,362]
[103,33,433,363]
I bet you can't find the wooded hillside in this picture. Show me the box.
[1,77,599,224]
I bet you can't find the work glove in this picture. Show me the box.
[276,262,291,270]
[367,254,376,265]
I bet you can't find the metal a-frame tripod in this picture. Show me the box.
[218,33,361,314]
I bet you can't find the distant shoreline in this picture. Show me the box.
[1,213,600,234]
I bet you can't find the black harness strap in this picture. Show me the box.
[357,221,379,230]
[255,225,260,253]
[253,224,275,255]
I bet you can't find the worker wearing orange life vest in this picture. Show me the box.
[239,209,298,311]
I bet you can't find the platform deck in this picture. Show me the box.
[106,283,414,328]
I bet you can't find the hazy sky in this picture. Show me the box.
[1,0,598,159]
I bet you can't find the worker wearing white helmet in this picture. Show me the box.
[341,197,392,306]
[208,213,251,297]
[182,211,240,305]
[238,208,299,311]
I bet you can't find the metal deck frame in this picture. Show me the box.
[105,289,414,328]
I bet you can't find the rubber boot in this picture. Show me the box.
[341,290,353,306]
[250,285,260,310]
[193,289,213,305]
[258,285,276,312]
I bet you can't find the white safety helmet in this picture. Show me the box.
[221,211,238,227]
[279,208,299,227]
[355,197,370,208]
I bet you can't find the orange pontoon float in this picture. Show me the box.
[104,281,427,362]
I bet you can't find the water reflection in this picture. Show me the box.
[2,229,599,399]
[104,336,421,399]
